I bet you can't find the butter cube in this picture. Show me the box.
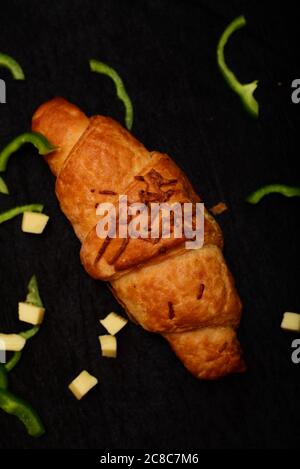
[22,212,49,234]
[281,312,300,332]
[99,335,117,358]
[99,312,128,335]
[0,333,26,351]
[18,302,45,325]
[68,370,98,400]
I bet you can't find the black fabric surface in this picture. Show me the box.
[0,0,299,449]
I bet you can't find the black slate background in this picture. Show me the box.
[0,0,299,449]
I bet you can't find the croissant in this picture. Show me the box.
[32,97,245,379]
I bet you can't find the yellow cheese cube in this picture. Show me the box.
[99,312,128,335]
[22,212,49,234]
[68,370,98,400]
[99,335,117,358]
[18,302,45,325]
[0,333,26,351]
[281,312,300,332]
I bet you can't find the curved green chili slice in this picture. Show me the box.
[4,327,40,373]
[0,176,9,195]
[20,326,40,341]
[0,132,57,172]
[246,184,300,204]
[89,59,134,130]
[0,53,25,80]
[5,327,40,373]
[0,365,8,389]
[4,351,22,373]
[5,276,43,372]
[217,15,259,118]
[1,277,45,436]
[0,204,43,225]
[5,327,40,374]
[0,389,45,437]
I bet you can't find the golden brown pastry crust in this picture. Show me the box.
[32,97,89,177]
[32,97,245,380]
[110,245,241,333]
[80,152,223,280]
[164,327,246,379]
[55,115,150,241]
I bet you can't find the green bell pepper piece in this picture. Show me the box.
[89,59,134,130]
[0,176,9,195]
[0,204,43,225]
[247,184,300,204]
[5,275,43,373]
[217,15,259,118]
[0,364,8,390]
[26,275,44,308]
[0,52,25,80]
[0,132,57,172]
[0,388,45,437]
[1,276,45,437]
[4,328,40,373]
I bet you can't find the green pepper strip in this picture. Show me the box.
[0,132,57,172]
[1,328,39,374]
[0,364,8,389]
[4,351,22,373]
[89,59,134,130]
[0,389,45,437]
[26,275,43,307]
[5,275,43,373]
[0,204,43,225]
[0,175,9,195]
[0,277,45,436]
[217,15,259,118]
[0,53,25,80]
[5,329,39,372]
[4,327,40,373]
[4,325,40,374]
[247,184,300,204]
